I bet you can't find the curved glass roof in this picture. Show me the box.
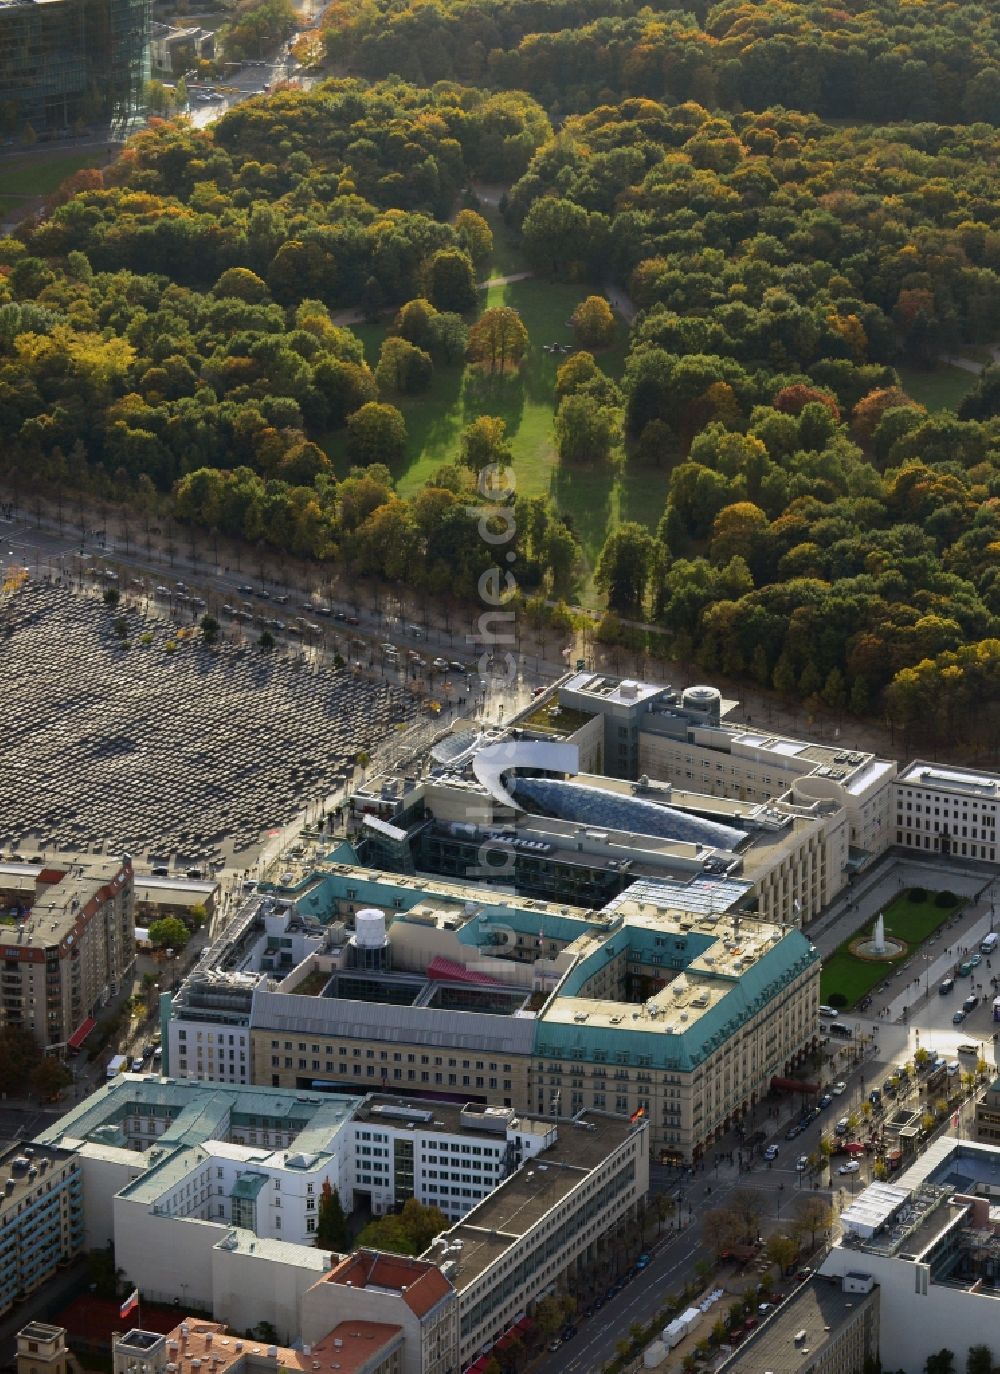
[510,777,745,850]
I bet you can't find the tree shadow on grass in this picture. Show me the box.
[461,367,527,436]
[551,456,615,570]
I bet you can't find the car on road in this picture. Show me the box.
[796,1154,809,1171]
[939,977,955,994]
[131,1057,144,1072]
[954,1009,967,1023]
[869,1089,881,1106]
[838,1161,861,1174]
[346,615,360,625]
[764,1144,780,1161]
[818,1093,833,1108]
[151,865,169,877]
[831,1081,847,1095]
[237,584,253,594]
[785,1124,801,1140]
[971,953,983,967]
[834,1117,850,1135]
[963,994,979,1012]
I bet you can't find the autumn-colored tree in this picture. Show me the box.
[570,295,615,348]
[467,307,528,375]
[851,387,924,446]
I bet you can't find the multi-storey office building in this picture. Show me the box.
[543,672,896,870]
[893,761,1000,862]
[0,857,133,1052]
[0,0,149,133]
[820,1136,1000,1373]
[424,1111,647,1369]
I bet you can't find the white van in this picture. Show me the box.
[981,932,998,955]
[106,1054,127,1079]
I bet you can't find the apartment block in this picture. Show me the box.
[0,857,134,1052]
[0,1145,83,1317]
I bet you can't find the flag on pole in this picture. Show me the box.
[119,1289,139,1320]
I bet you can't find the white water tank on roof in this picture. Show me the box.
[355,908,388,947]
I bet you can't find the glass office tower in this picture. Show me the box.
[0,0,149,135]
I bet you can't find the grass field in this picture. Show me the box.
[340,214,670,599]
[0,149,104,220]
[820,889,960,1006]
[896,363,976,413]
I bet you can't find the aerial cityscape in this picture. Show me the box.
[3,1,1000,1372]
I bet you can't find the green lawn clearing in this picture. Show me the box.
[340,271,667,600]
[0,150,102,197]
[896,363,975,413]
[820,888,961,1006]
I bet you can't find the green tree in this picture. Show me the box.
[791,1195,832,1249]
[555,392,618,464]
[966,1345,992,1374]
[765,1233,799,1277]
[32,1056,72,1100]
[357,1198,448,1255]
[375,337,433,395]
[0,1027,40,1094]
[200,614,220,644]
[103,587,120,608]
[522,196,591,278]
[925,1352,955,1374]
[595,521,655,613]
[315,1180,352,1251]
[346,402,407,466]
[460,415,512,473]
[425,249,477,313]
[454,209,493,268]
[147,916,190,951]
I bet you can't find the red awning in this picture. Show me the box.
[67,1016,96,1050]
[845,1142,865,1155]
[770,1076,819,1095]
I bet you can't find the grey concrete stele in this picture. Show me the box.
[0,582,417,862]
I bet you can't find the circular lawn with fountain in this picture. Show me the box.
[820,887,961,1009]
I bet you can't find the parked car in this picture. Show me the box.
[954,1009,967,1024]
[818,1093,833,1108]
[831,1081,847,1095]
[764,1144,780,1161]
[796,1154,809,1171]
[939,977,955,995]
[963,994,979,1012]
[834,1117,850,1136]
